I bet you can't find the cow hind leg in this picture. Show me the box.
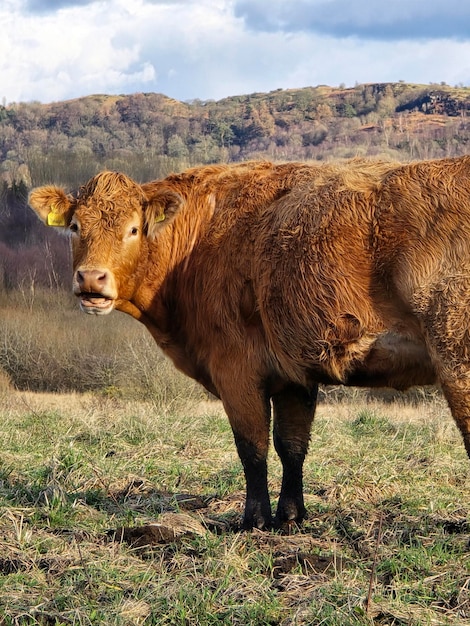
[422,286,470,460]
[440,378,470,458]
[272,383,318,528]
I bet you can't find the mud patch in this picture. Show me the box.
[111,512,207,547]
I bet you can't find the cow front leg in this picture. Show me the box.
[221,389,272,530]
[233,431,272,530]
[272,383,318,528]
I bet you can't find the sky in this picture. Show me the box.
[1,0,470,105]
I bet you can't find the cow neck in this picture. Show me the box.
[151,195,213,282]
[131,206,210,335]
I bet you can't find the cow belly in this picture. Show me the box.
[345,332,436,390]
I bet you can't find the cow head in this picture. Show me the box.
[28,171,183,315]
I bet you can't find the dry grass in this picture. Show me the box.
[0,387,469,625]
[0,291,205,411]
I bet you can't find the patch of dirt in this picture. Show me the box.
[0,557,24,574]
[0,555,73,576]
[112,512,207,547]
[272,552,338,578]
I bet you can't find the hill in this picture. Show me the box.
[1,81,470,190]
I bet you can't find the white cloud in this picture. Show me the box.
[0,0,469,105]
[0,0,158,102]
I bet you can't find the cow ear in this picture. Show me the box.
[28,186,73,229]
[143,189,184,239]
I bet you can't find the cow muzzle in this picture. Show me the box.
[74,268,116,315]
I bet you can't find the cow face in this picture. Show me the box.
[29,171,183,315]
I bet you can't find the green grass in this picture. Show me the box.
[0,388,469,625]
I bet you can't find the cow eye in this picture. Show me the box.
[130,227,139,236]
[70,222,78,233]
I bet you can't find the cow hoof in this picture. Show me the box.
[241,517,273,531]
[274,500,306,530]
[241,511,273,531]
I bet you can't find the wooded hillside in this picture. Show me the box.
[1,81,470,290]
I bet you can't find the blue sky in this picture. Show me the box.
[2,0,470,105]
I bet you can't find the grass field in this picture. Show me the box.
[0,386,469,625]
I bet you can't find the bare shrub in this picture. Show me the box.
[0,288,204,405]
[0,240,70,292]
[118,331,204,410]
[0,308,117,392]
[0,366,12,392]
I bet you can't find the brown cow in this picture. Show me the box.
[28,156,470,529]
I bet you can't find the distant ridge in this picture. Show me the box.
[1,82,469,189]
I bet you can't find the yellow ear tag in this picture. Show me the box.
[155,213,166,223]
[47,212,67,226]
[47,204,66,227]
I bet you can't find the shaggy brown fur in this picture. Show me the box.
[28,155,470,529]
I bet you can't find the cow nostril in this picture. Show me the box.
[76,269,110,293]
